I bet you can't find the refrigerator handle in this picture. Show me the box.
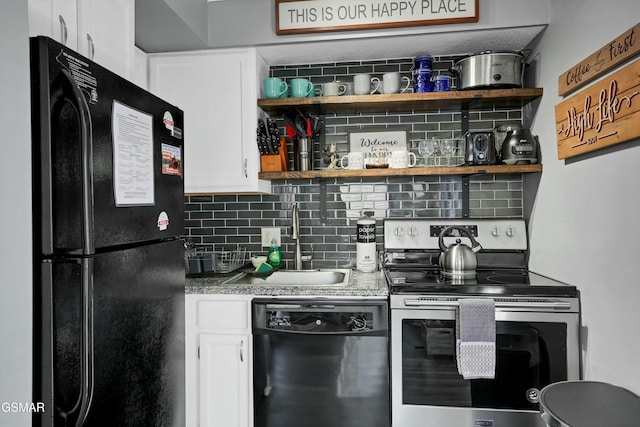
[75,258,95,427]
[56,69,95,255]
[50,259,95,426]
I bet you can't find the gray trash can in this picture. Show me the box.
[540,381,640,427]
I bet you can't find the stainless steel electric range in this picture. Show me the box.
[384,218,581,427]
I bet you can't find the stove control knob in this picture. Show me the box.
[505,225,515,238]
[394,226,405,237]
[408,226,419,238]
[491,225,501,237]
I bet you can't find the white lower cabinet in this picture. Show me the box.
[186,294,252,427]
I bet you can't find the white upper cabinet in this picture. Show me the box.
[28,0,135,79]
[29,0,78,50]
[76,0,135,79]
[148,48,271,194]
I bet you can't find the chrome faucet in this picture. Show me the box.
[291,204,302,270]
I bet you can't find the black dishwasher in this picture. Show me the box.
[252,299,390,427]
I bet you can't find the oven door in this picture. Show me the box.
[391,301,580,427]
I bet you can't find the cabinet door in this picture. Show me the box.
[149,50,270,194]
[29,0,78,50]
[77,0,134,78]
[133,47,149,90]
[199,334,250,427]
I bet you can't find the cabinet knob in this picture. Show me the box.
[244,158,248,178]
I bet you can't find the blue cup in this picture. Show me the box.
[413,69,433,93]
[433,75,451,92]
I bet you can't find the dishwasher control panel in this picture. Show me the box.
[252,301,388,333]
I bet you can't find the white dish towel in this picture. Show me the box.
[456,298,496,379]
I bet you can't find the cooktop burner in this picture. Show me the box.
[384,267,579,297]
[382,219,579,298]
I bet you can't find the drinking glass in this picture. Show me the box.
[418,139,437,166]
[440,139,455,166]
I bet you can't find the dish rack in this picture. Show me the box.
[187,248,247,274]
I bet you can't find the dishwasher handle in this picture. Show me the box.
[253,326,388,337]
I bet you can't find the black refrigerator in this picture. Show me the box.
[30,36,185,427]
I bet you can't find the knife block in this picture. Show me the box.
[260,154,282,172]
[260,137,289,172]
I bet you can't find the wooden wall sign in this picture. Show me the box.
[558,22,640,97]
[555,59,640,160]
[275,0,479,35]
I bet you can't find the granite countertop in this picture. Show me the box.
[185,268,389,298]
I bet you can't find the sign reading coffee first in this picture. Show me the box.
[276,0,479,35]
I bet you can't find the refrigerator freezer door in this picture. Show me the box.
[31,36,184,256]
[34,239,185,426]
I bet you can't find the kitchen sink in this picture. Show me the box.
[223,268,352,286]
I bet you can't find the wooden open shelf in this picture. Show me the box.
[257,87,544,181]
[258,164,542,180]
[257,88,543,115]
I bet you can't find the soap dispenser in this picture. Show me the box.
[267,238,282,268]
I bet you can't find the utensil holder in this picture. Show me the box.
[297,137,312,171]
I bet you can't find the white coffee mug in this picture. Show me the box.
[353,74,381,95]
[338,152,364,170]
[382,72,411,94]
[390,150,417,168]
[323,81,347,97]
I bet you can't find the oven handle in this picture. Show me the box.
[403,299,573,310]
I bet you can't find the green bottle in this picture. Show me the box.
[267,238,282,268]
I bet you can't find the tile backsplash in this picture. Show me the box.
[184,57,525,269]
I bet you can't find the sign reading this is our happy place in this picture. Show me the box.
[276,0,479,35]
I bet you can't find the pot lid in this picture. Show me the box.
[475,50,524,56]
[454,50,525,64]
[540,381,640,427]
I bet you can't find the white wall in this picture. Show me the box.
[528,0,640,394]
[205,0,551,47]
[0,1,33,426]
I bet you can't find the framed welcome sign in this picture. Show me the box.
[348,127,409,166]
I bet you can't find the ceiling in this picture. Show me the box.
[135,0,547,65]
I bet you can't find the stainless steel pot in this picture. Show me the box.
[451,50,525,89]
[438,226,482,277]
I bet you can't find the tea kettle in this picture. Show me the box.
[438,226,482,277]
